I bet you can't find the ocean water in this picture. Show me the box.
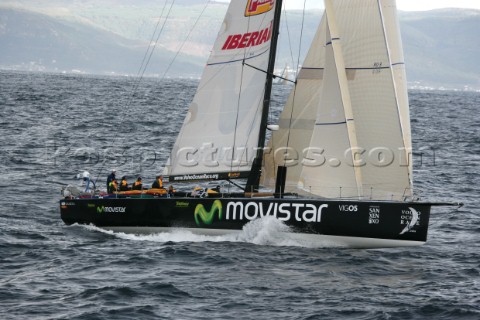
[0,71,478,319]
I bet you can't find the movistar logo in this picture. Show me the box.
[96,206,126,213]
[194,200,222,226]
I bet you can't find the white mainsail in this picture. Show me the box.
[165,0,277,180]
[263,0,413,200]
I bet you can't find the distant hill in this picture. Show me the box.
[400,9,480,89]
[1,2,479,89]
[0,5,206,76]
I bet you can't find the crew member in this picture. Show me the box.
[191,186,205,197]
[207,185,221,195]
[79,171,93,192]
[119,176,129,191]
[108,178,118,193]
[132,177,143,190]
[168,185,176,196]
[106,169,116,190]
[152,175,164,189]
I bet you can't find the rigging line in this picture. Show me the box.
[135,0,170,80]
[169,5,242,174]
[126,0,174,109]
[130,0,176,95]
[229,11,271,173]
[243,62,295,83]
[377,0,413,192]
[284,0,307,152]
[294,0,308,81]
[229,14,253,173]
[230,62,246,173]
[93,0,175,188]
[281,1,297,74]
[160,0,212,79]
[207,49,269,66]
[268,0,307,184]
[118,0,176,143]
[124,0,176,119]
[226,178,244,190]
[162,1,226,154]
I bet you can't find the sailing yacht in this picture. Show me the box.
[274,64,291,85]
[60,0,440,248]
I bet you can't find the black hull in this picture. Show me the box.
[60,196,431,248]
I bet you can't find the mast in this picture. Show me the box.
[245,0,284,192]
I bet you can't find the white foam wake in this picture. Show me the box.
[79,217,339,248]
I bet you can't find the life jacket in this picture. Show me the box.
[120,179,128,191]
[132,181,143,190]
[152,178,164,189]
[106,173,115,189]
[108,180,118,192]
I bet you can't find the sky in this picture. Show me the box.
[219,0,480,11]
[396,0,480,11]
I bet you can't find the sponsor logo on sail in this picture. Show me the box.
[245,0,275,16]
[221,21,273,50]
[172,173,219,182]
[96,206,126,213]
[194,200,223,226]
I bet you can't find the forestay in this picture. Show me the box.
[165,0,277,182]
[263,0,412,200]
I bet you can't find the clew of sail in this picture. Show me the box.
[165,0,277,181]
[263,0,413,201]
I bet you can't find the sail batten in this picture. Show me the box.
[324,0,364,199]
[206,48,270,66]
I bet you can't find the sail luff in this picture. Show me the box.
[378,0,414,196]
[324,0,364,199]
[261,14,328,192]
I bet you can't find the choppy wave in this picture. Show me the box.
[0,71,478,320]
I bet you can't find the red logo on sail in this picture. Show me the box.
[245,0,275,16]
[222,21,273,50]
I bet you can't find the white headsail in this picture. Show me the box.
[263,0,413,200]
[166,0,277,181]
